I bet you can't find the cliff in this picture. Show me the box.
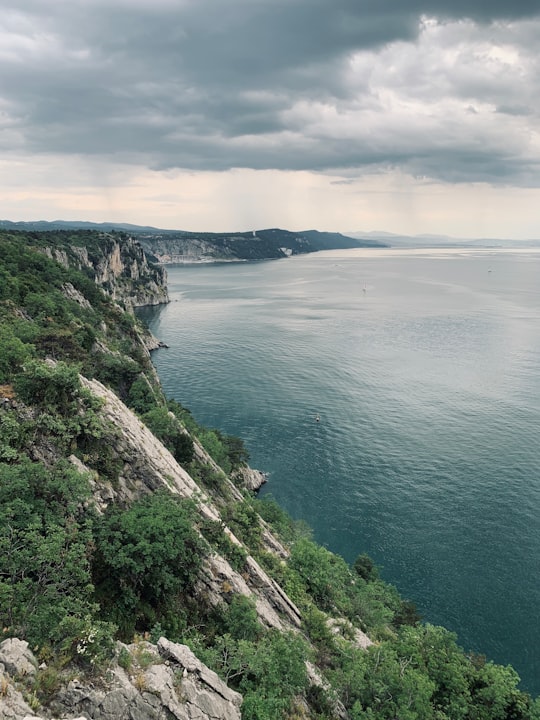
[1,229,537,720]
[0,229,326,718]
[78,374,303,632]
[136,228,385,263]
[41,230,169,307]
[0,219,386,263]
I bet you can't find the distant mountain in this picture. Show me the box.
[0,219,181,234]
[347,230,540,248]
[299,229,384,250]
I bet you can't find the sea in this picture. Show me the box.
[137,247,540,695]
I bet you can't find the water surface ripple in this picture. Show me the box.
[138,248,540,694]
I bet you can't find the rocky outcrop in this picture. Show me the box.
[87,237,169,308]
[0,676,42,719]
[327,618,373,650]
[142,333,169,352]
[0,639,37,678]
[0,638,242,720]
[158,638,242,716]
[78,376,303,631]
[61,282,93,309]
[231,466,268,492]
[44,234,169,308]
[139,237,243,264]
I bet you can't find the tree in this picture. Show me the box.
[142,406,194,465]
[222,595,262,641]
[92,491,204,639]
[288,537,355,612]
[0,325,34,383]
[209,630,309,720]
[0,460,95,646]
[13,359,81,414]
[127,375,157,414]
[353,553,379,582]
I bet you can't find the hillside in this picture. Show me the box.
[137,228,385,262]
[0,228,538,720]
[0,221,386,262]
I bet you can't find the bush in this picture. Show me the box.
[0,459,95,646]
[222,500,263,554]
[92,491,204,639]
[52,615,116,673]
[222,595,262,641]
[253,495,312,545]
[127,375,158,414]
[198,429,231,473]
[353,553,379,582]
[199,518,248,572]
[13,359,81,414]
[288,538,354,613]
[142,406,194,465]
[93,353,141,400]
[0,326,34,383]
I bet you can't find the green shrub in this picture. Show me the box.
[0,325,34,383]
[142,406,194,465]
[127,375,158,414]
[353,553,379,582]
[13,359,81,414]
[33,665,62,702]
[253,495,312,544]
[198,429,231,473]
[53,615,116,673]
[199,518,248,572]
[92,491,204,639]
[118,646,132,671]
[222,595,262,641]
[0,459,96,646]
[93,353,141,400]
[238,631,309,720]
[222,499,263,554]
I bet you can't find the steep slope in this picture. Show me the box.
[0,229,537,720]
[79,374,303,632]
[40,229,169,307]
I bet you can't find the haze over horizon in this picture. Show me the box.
[1,1,540,239]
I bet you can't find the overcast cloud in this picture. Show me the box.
[1,0,540,236]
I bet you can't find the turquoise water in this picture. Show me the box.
[138,248,540,695]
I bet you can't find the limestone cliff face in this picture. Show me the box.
[79,376,303,632]
[44,234,169,307]
[0,375,304,720]
[136,228,378,264]
[140,236,243,263]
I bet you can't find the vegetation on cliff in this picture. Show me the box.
[0,228,539,720]
[0,219,387,262]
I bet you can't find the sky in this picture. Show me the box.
[1,0,540,238]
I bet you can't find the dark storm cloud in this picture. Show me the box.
[1,0,539,184]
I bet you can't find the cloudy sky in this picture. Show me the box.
[1,1,540,237]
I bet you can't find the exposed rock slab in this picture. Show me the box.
[230,466,268,492]
[81,376,303,631]
[0,639,37,678]
[50,639,242,720]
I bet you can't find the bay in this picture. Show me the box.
[138,247,540,694]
